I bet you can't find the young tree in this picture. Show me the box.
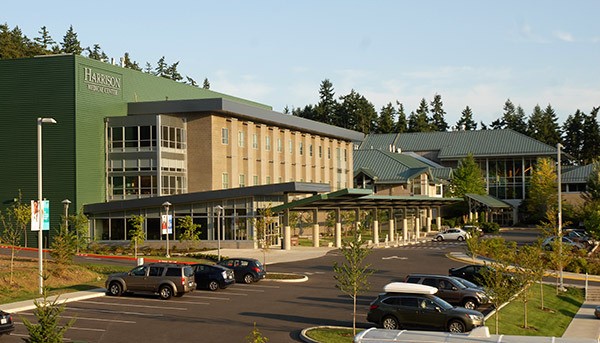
[68,209,89,254]
[50,222,77,266]
[177,215,201,243]
[480,260,520,334]
[22,285,75,343]
[0,197,26,283]
[512,244,544,329]
[333,225,374,335]
[255,205,274,270]
[245,322,268,343]
[524,158,557,223]
[128,215,145,259]
[448,153,486,198]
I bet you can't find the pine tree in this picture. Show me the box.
[581,107,600,165]
[430,94,448,131]
[22,285,75,343]
[85,44,107,60]
[155,56,168,78]
[407,98,432,132]
[123,52,141,71]
[562,110,585,164]
[456,106,477,130]
[315,79,337,124]
[33,26,57,55]
[377,103,395,133]
[166,61,183,81]
[61,25,83,55]
[502,99,527,134]
[394,101,408,133]
[541,104,562,146]
[336,89,377,134]
[202,77,210,89]
[527,104,545,141]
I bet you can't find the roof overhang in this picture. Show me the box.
[464,193,512,209]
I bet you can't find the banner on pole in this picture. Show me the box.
[30,200,49,231]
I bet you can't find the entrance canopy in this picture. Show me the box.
[464,193,512,209]
[272,188,462,213]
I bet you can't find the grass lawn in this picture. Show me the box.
[486,283,583,336]
[305,327,362,343]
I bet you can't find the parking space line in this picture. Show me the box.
[78,300,187,310]
[235,284,280,289]
[226,288,265,293]
[66,306,164,317]
[208,291,248,296]
[18,312,136,324]
[187,294,230,301]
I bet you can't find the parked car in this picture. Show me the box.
[105,262,196,300]
[448,264,492,286]
[191,263,235,291]
[542,236,584,251]
[462,225,483,236]
[367,282,485,333]
[433,228,470,242]
[595,305,600,319]
[405,274,490,310]
[564,230,594,247]
[218,258,266,284]
[0,310,14,336]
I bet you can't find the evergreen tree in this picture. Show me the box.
[581,107,600,165]
[394,101,408,133]
[123,52,141,71]
[315,79,337,124]
[490,118,504,130]
[33,26,58,55]
[292,104,317,121]
[22,285,75,343]
[479,121,488,130]
[541,104,562,146]
[202,77,210,89]
[502,99,527,134]
[166,61,183,81]
[85,44,107,61]
[562,110,585,164]
[376,103,395,133]
[456,106,477,130]
[155,56,168,77]
[336,89,377,134]
[527,104,545,141]
[144,62,153,74]
[60,25,83,55]
[0,24,34,58]
[407,98,432,132]
[430,94,448,131]
[583,159,600,202]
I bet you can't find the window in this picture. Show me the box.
[328,147,331,159]
[221,128,229,144]
[253,175,259,185]
[266,176,271,184]
[265,136,271,150]
[288,139,293,153]
[319,146,322,158]
[222,173,229,189]
[239,174,246,187]
[252,134,258,149]
[238,131,245,147]
[277,138,282,152]
[309,144,313,157]
[299,142,304,155]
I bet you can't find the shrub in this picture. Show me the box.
[480,221,500,233]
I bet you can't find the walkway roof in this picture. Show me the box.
[464,193,512,209]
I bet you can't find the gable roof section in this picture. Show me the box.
[360,129,558,160]
[562,164,593,183]
[353,149,451,183]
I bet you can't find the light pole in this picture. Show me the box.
[162,201,171,258]
[216,205,224,262]
[62,199,71,228]
[557,143,564,291]
[38,117,57,295]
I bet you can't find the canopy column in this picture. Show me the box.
[373,208,379,246]
[335,209,342,248]
[388,208,395,242]
[312,208,319,247]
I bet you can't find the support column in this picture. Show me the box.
[283,225,291,250]
[415,208,421,240]
[373,208,379,246]
[355,208,361,233]
[437,206,442,231]
[388,208,395,242]
[312,209,319,247]
[427,207,432,233]
[335,209,342,248]
[402,216,408,242]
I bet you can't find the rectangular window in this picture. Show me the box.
[238,131,245,147]
[253,175,259,185]
[222,128,229,145]
[265,136,271,150]
[328,147,331,159]
[266,176,271,184]
[222,173,229,189]
[319,146,322,158]
[288,139,293,153]
[299,142,304,156]
[253,134,258,149]
[309,144,313,157]
[277,138,282,152]
[239,174,246,187]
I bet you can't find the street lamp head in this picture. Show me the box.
[216,205,224,213]
[162,201,172,211]
[62,199,71,205]
[38,117,57,124]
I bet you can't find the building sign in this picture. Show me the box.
[31,200,50,231]
[82,66,122,96]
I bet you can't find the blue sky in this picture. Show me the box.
[4,1,599,126]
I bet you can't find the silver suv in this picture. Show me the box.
[106,263,196,300]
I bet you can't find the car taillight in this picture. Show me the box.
[252,266,260,273]
[181,276,185,285]
[369,304,379,310]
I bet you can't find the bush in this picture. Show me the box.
[480,221,500,233]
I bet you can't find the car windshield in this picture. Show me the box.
[454,277,479,289]
[432,296,454,310]
[449,277,468,289]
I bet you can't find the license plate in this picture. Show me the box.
[1,318,7,324]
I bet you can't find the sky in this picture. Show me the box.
[4,1,600,127]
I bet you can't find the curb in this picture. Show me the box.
[300,326,354,343]
[7,288,106,313]
[263,273,308,283]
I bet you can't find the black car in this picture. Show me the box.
[191,263,235,291]
[0,310,15,336]
[218,258,266,284]
[405,274,490,310]
[448,264,492,286]
[367,282,484,333]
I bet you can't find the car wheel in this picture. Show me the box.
[457,236,465,241]
[435,236,443,242]
[159,285,173,300]
[108,282,123,296]
[208,280,219,291]
[382,315,400,330]
[462,298,477,310]
[243,273,254,284]
[448,319,466,333]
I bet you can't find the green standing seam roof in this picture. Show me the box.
[464,193,512,208]
[561,164,593,183]
[359,129,560,159]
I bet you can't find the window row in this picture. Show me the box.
[109,158,155,172]
[109,126,157,151]
[109,175,157,197]
[161,125,186,150]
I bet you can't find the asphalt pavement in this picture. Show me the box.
[2,242,599,340]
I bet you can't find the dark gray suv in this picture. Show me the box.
[106,263,196,300]
[367,283,485,333]
[405,274,490,310]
